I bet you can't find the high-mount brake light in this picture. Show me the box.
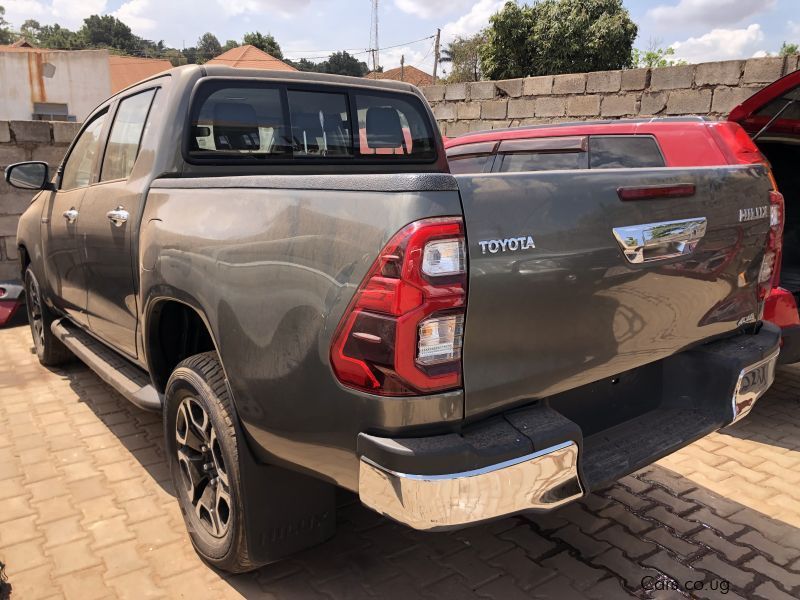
[330,217,467,396]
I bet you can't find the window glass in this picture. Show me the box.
[448,154,491,174]
[755,87,800,120]
[355,93,436,158]
[499,151,586,173]
[101,89,156,181]
[190,84,290,156]
[589,136,665,169]
[61,110,108,190]
[288,90,352,157]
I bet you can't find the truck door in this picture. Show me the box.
[78,88,158,357]
[42,109,110,327]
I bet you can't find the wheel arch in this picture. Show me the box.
[144,295,227,394]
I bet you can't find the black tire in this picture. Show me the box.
[24,267,72,366]
[164,352,258,573]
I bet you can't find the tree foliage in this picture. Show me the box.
[0,5,14,44]
[242,31,283,58]
[287,51,369,77]
[632,40,687,68]
[480,0,638,79]
[196,32,222,63]
[440,33,485,83]
[779,42,799,56]
[222,39,239,52]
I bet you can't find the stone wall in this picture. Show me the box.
[421,55,800,137]
[0,120,81,280]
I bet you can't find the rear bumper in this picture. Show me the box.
[357,322,780,530]
[0,281,24,327]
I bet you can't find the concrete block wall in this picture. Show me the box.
[0,120,80,280]
[422,55,800,137]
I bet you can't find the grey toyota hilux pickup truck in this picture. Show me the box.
[7,65,781,572]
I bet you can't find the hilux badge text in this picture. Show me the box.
[478,235,536,254]
[739,206,768,222]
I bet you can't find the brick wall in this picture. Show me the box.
[0,120,81,280]
[421,55,800,137]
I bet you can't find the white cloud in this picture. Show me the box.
[648,0,775,28]
[216,0,310,19]
[670,23,765,63]
[113,0,156,33]
[51,0,107,28]
[441,0,503,43]
[394,0,474,19]
[789,21,800,37]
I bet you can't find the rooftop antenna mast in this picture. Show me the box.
[369,0,380,71]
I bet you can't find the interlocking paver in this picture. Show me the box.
[3,324,800,598]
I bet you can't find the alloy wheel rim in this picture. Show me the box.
[26,275,45,351]
[175,396,232,538]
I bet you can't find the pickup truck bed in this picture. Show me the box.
[9,65,781,571]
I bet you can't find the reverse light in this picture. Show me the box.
[422,239,465,277]
[330,217,467,396]
[417,314,464,365]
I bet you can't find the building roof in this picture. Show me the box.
[365,65,434,88]
[108,55,173,93]
[206,45,296,71]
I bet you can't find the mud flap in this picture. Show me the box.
[238,441,336,564]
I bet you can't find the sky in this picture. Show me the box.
[1,0,799,73]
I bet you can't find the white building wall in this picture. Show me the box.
[0,49,111,121]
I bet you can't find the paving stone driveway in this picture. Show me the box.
[1,323,800,599]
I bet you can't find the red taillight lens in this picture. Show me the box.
[330,217,466,396]
[759,190,785,301]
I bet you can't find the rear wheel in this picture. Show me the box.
[24,267,71,366]
[164,352,257,573]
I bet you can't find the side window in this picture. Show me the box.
[61,110,108,191]
[589,136,665,169]
[101,89,157,181]
[449,154,492,174]
[287,90,352,157]
[499,152,587,172]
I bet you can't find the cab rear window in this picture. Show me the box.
[589,136,665,169]
[188,80,436,162]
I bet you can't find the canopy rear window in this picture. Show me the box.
[188,80,436,163]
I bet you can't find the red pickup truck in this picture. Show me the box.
[445,69,800,362]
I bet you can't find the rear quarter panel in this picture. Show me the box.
[139,174,463,489]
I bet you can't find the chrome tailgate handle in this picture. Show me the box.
[613,217,707,264]
[106,206,129,227]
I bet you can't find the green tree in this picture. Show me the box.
[78,14,140,53]
[36,23,86,49]
[440,33,486,83]
[632,40,687,68]
[319,51,368,76]
[779,41,799,56]
[222,39,239,52]
[18,19,41,44]
[480,0,638,80]
[196,32,222,62]
[0,5,14,44]
[242,31,283,58]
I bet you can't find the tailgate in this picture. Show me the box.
[457,165,772,417]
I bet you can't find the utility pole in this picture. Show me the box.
[369,0,380,72]
[432,28,441,83]
[400,54,405,81]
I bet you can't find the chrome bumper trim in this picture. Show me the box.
[730,349,779,424]
[358,440,583,531]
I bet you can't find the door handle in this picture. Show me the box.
[62,208,78,223]
[106,206,129,227]
[613,217,707,264]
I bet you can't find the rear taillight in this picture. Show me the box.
[330,217,466,396]
[759,190,785,301]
